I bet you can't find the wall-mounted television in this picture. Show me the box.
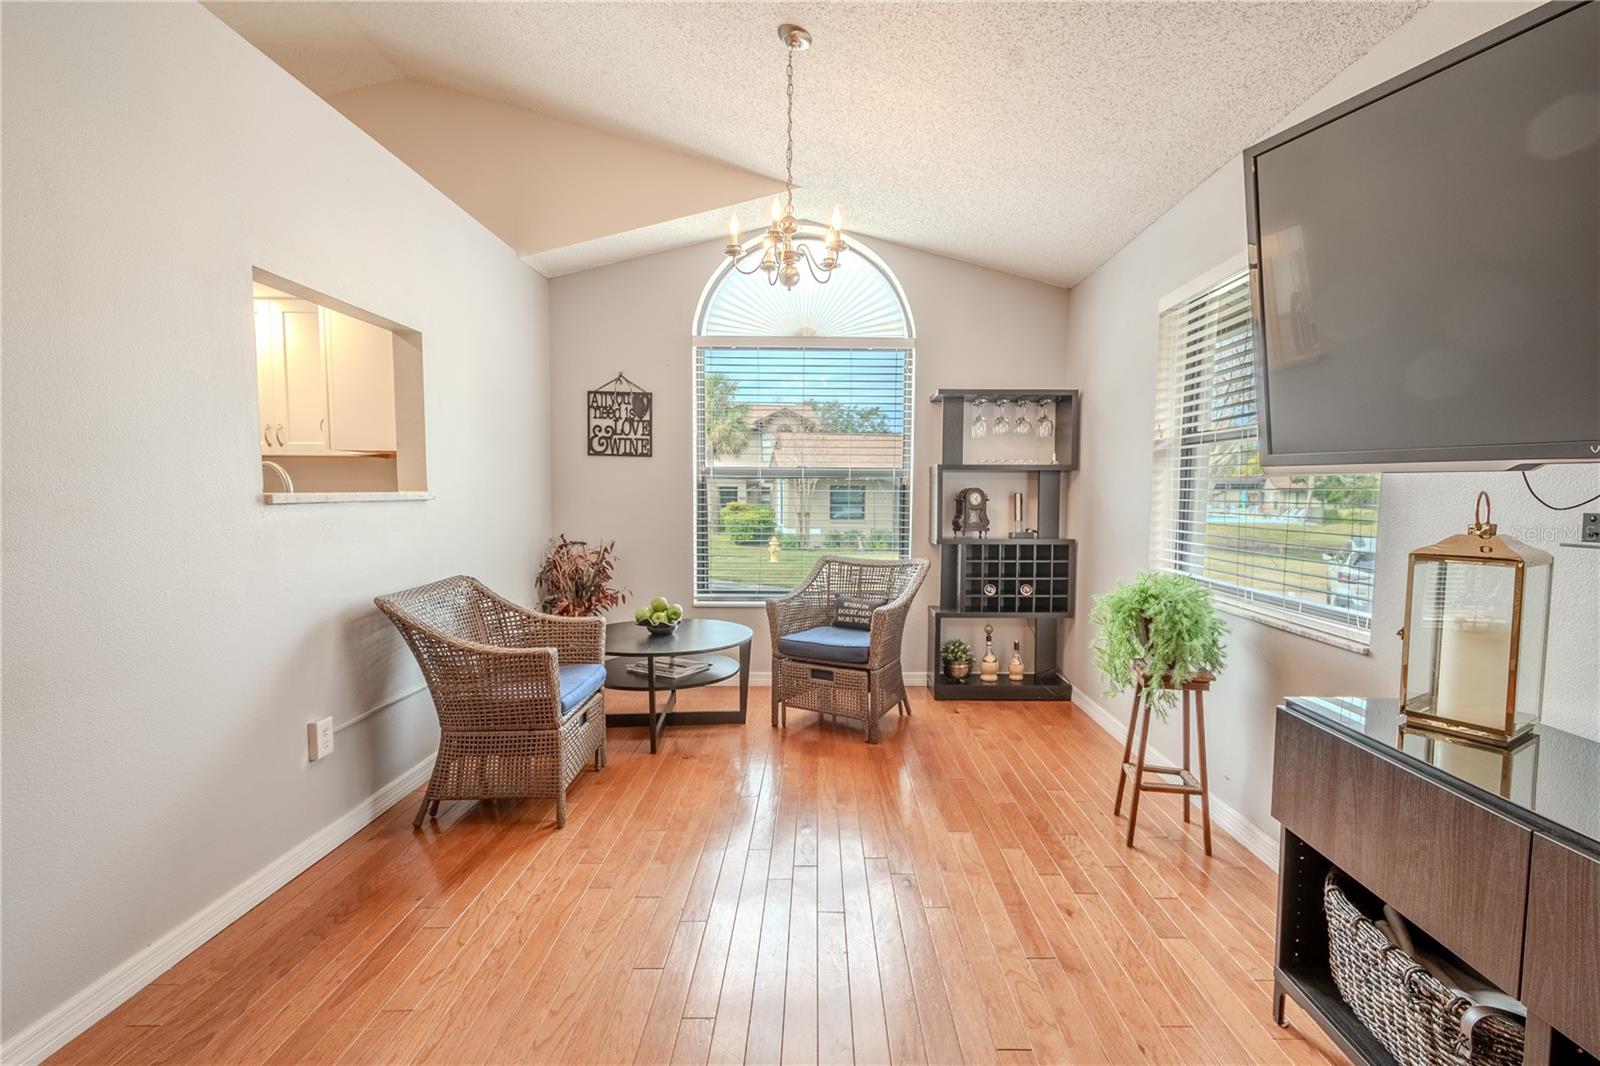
[1244,1,1599,471]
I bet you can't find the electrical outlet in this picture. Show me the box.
[1583,512,1600,544]
[308,717,334,761]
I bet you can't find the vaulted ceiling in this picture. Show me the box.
[208,2,1425,286]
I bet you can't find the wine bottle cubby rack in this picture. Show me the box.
[956,541,1075,614]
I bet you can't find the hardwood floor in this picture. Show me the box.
[51,689,1345,1066]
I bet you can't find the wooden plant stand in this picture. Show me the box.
[1113,664,1214,855]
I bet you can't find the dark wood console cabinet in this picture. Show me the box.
[1271,697,1599,1066]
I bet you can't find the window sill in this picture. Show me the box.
[1215,599,1373,656]
[692,599,770,609]
[261,491,433,505]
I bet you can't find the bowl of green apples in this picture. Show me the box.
[635,596,684,636]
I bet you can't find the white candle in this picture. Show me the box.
[1433,614,1512,730]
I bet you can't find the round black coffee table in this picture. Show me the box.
[603,619,754,753]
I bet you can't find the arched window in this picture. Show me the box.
[693,229,915,602]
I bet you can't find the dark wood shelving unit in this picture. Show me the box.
[1275,964,1400,1066]
[926,389,1078,702]
[937,463,1076,473]
[1273,700,1600,1066]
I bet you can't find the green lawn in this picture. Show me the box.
[704,531,898,592]
[708,516,1375,608]
[1196,516,1374,604]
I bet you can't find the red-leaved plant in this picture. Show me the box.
[536,536,628,617]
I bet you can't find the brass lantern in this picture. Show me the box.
[1399,492,1552,745]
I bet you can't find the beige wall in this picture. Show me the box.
[549,238,1071,676]
[1060,1,1598,849]
[328,79,783,258]
[1,3,550,1053]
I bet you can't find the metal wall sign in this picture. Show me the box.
[587,372,653,457]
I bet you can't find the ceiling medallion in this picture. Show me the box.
[723,23,846,290]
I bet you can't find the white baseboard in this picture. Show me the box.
[1,755,437,1066]
[1073,692,1280,870]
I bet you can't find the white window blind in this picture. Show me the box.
[694,346,913,602]
[1151,268,1380,642]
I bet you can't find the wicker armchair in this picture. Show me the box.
[374,575,607,829]
[766,556,929,743]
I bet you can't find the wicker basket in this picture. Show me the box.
[1324,872,1523,1066]
[777,659,872,719]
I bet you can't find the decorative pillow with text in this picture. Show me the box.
[833,594,885,630]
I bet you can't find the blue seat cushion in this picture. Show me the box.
[558,663,606,716]
[778,625,871,665]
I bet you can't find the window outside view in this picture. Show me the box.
[1154,269,1380,635]
[695,347,911,600]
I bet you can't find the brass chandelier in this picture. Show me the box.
[724,23,846,289]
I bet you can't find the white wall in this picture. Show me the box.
[1061,0,1599,843]
[1,2,551,1050]
[548,238,1071,677]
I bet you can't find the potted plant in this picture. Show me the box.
[536,536,627,617]
[940,637,973,680]
[1090,571,1226,716]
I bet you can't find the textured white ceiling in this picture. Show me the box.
[209,1,1425,286]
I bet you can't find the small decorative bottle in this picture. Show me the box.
[1008,640,1025,681]
[979,624,999,682]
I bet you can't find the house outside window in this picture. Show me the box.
[692,230,914,603]
[829,484,867,520]
[1150,263,1380,646]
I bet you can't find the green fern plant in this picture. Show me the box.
[1090,571,1227,717]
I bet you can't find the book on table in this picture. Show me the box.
[625,657,711,681]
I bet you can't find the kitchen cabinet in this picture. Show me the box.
[278,306,329,452]
[254,302,281,451]
[324,309,396,453]
[255,300,395,456]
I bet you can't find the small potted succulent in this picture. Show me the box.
[1090,571,1226,717]
[940,637,973,679]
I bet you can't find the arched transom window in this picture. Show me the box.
[693,230,915,602]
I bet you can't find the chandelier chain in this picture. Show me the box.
[784,40,795,212]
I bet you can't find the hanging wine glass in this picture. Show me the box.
[1037,399,1055,440]
[993,399,1011,436]
[970,397,988,439]
[1014,399,1033,437]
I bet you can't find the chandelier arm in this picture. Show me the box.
[796,243,835,284]
[728,245,773,275]
[729,240,777,273]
